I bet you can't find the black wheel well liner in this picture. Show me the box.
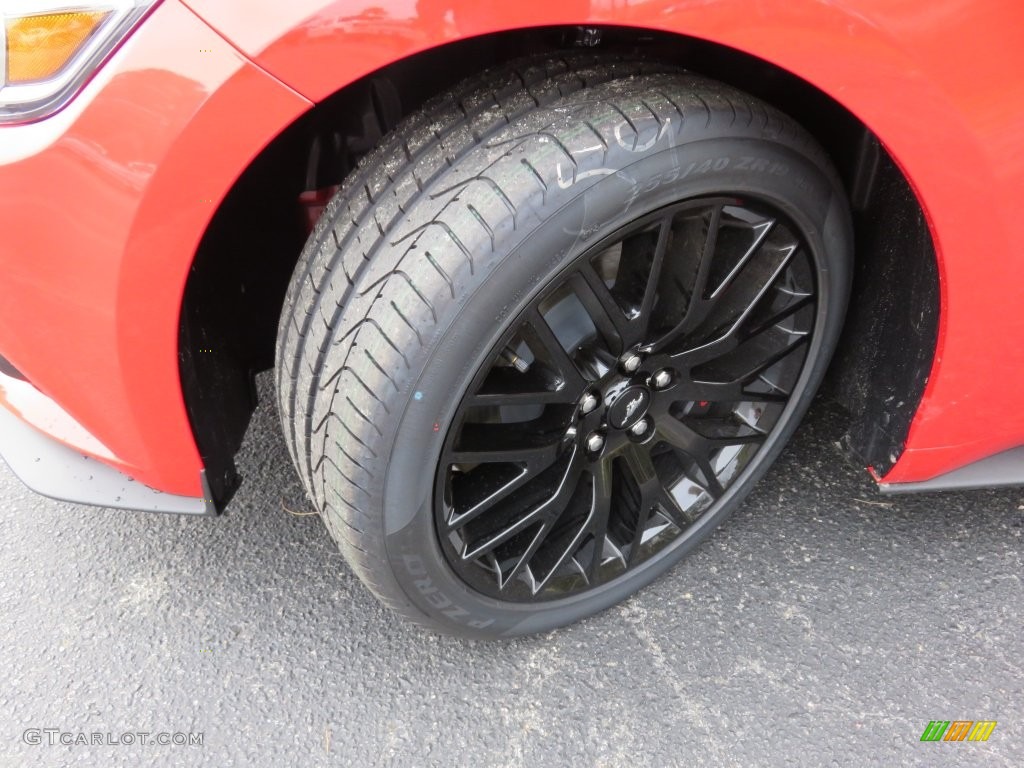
[179,25,938,507]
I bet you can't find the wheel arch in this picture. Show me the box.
[179,24,941,505]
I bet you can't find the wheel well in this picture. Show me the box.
[180,25,938,505]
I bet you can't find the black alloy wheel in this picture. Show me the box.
[276,54,852,637]
[437,198,816,601]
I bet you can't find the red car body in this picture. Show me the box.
[1,0,1022,511]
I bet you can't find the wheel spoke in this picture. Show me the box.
[624,443,659,491]
[673,204,723,338]
[656,487,692,530]
[669,253,805,371]
[622,444,662,566]
[730,334,810,385]
[656,416,726,499]
[694,455,725,499]
[460,445,583,561]
[673,327,809,405]
[685,380,791,402]
[706,432,766,448]
[446,441,565,529]
[520,309,587,393]
[742,291,813,341]
[499,518,554,590]
[662,241,798,358]
[572,265,634,352]
[529,486,600,593]
[637,213,675,335]
[451,421,568,461]
[450,439,563,467]
[671,333,738,369]
[707,218,775,300]
[468,388,579,407]
[654,411,708,452]
[584,462,614,584]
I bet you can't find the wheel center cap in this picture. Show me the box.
[607,385,651,429]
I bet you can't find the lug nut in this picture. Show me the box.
[586,432,605,453]
[630,418,649,436]
[580,392,599,414]
[621,352,642,373]
[651,369,672,389]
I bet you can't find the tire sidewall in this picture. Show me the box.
[379,137,851,638]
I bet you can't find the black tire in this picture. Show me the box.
[276,54,852,638]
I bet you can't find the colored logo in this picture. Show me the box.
[920,721,996,742]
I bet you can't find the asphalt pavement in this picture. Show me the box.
[1,374,1022,767]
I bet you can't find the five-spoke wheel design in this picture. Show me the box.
[436,197,817,601]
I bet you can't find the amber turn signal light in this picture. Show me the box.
[5,11,112,84]
[0,2,156,124]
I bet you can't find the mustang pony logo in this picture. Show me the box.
[624,394,645,421]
